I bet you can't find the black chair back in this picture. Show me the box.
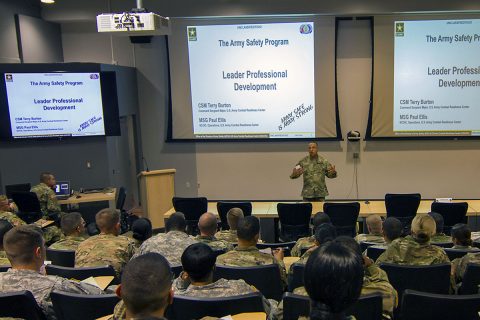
[45,265,118,283]
[379,263,451,301]
[400,289,480,320]
[116,186,127,210]
[277,203,312,242]
[0,265,10,272]
[11,192,42,224]
[46,248,75,267]
[431,201,468,234]
[432,241,453,248]
[214,264,284,301]
[444,248,480,261]
[217,201,252,230]
[385,193,421,234]
[5,183,31,199]
[171,265,183,278]
[459,263,480,295]
[50,292,119,320]
[172,197,208,235]
[282,292,383,320]
[288,263,305,292]
[366,246,386,262]
[360,241,378,253]
[166,292,264,320]
[0,290,46,320]
[323,202,360,237]
[257,241,296,257]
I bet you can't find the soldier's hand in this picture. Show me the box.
[272,247,284,261]
[363,255,373,267]
[327,165,336,174]
[292,167,303,177]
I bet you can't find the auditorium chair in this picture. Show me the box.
[5,183,31,200]
[444,247,480,261]
[172,196,208,235]
[288,262,305,292]
[385,193,421,235]
[430,201,468,234]
[323,202,360,237]
[11,191,42,224]
[458,263,480,295]
[257,241,296,257]
[0,265,10,272]
[46,248,75,267]
[366,246,386,261]
[0,290,46,320]
[400,289,480,320]
[216,201,252,230]
[165,292,264,320]
[51,291,119,320]
[277,202,312,242]
[45,265,119,284]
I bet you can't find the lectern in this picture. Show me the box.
[137,169,176,229]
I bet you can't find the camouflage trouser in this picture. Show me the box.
[43,225,65,246]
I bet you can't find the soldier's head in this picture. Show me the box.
[0,195,9,211]
[166,212,186,233]
[312,212,331,230]
[39,172,56,188]
[0,220,13,250]
[383,217,403,243]
[308,142,318,157]
[236,216,260,246]
[198,212,218,237]
[60,212,85,237]
[95,208,121,236]
[411,214,436,244]
[181,243,216,283]
[118,253,173,319]
[227,207,244,230]
[451,223,472,247]
[131,218,153,242]
[304,240,363,317]
[366,214,383,235]
[3,225,45,270]
[428,212,444,234]
[314,223,337,246]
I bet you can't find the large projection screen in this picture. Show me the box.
[369,14,480,139]
[167,15,340,141]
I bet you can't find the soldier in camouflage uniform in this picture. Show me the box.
[195,212,233,252]
[291,212,331,257]
[133,212,197,266]
[0,220,13,265]
[0,225,103,319]
[215,207,244,243]
[355,214,385,244]
[428,211,452,244]
[216,216,287,287]
[49,212,86,250]
[30,172,62,218]
[376,214,450,265]
[452,251,480,284]
[75,208,136,277]
[290,142,337,201]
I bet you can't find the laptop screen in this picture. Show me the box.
[54,181,70,196]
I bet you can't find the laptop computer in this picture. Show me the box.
[54,181,71,200]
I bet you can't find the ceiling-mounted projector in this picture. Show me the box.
[96,12,170,36]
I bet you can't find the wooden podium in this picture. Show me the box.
[137,169,176,229]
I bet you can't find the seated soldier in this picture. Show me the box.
[124,218,153,249]
[216,216,287,288]
[367,217,404,252]
[215,207,243,243]
[293,223,337,267]
[114,253,173,320]
[0,225,103,319]
[0,220,13,265]
[376,214,450,265]
[291,212,331,257]
[30,172,62,219]
[134,212,197,266]
[428,211,452,243]
[450,223,477,251]
[355,214,385,244]
[0,194,25,227]
[75,208,136,277]
[195,212,233,252]
[49,212,86,250]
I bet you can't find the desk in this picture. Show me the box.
[58,189,116,209]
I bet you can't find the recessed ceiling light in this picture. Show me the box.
[41,0,55,4]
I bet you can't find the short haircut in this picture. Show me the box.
[198,212,218,236]
[428,212,444,234]
[60,212,83,236]
[383,217,403,242]
[40,172,53,183]
[366,214,383,234]
[314,223,337,244]
[0,196,9,211]
[165,212,186,232]
[237,216,260,242]
[95,208,120,231]
[309,141,318,146]
[4,225,44,266]
[451,223,472,247]
[312,213,331,229]
[132,218,153,242]
[305,241,363,317]
[411,214,436,243]
[0,220,14,249]
[121,253,173,316]
[333,236,362,256]
[227,208,244,230]
[181,243,216,282]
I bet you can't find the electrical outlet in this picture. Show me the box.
[353,153,359,159]
[86,161,92,169]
